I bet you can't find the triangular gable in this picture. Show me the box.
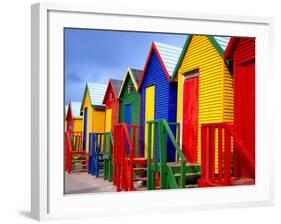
[66,101,73,121]
[80,82,106,112]
[102,79,122,104]
[138,42,182,90]
[171,35,229,80]
[118,68,141,98]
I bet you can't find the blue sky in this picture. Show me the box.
[64,28,187,103]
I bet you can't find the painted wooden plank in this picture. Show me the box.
[145,85,155,158]
[105,108,112,132]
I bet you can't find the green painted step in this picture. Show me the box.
[167,162,201,174]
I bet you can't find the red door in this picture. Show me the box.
[235,60,255,178]
[182,76,199,163]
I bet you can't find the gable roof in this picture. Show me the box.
[118,68,143,98]
[102,79,123,104]
[110,79,123,96]
[224,37,239,60]
[138,41,182,90]
[80,82,107,111]
[171,35,230,80]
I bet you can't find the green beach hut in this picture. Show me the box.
[118,68,142,126]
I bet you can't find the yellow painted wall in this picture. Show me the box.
[73,117,83,132]
[176,36,233,165]
[81,89,105,152]
[145,85,155,158]
[105,108,112,132]
[92,109,105,132]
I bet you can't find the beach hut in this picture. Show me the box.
[65,101,83,133]
[224,37,255,179]
[80,82,107,152]
[102,79,123,133]
[118,68,142,126]
[172,35,232,164]
[138,41,182,162]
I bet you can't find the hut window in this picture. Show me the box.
[128,84,134,94]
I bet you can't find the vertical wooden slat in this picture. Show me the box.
[200,126,206,182]
[218,127,223,184]
[205,126,210,183]
[224,129,231,185]
[210,127,216,183]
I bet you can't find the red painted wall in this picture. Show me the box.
[232,38,255,178]
[103,83,119,134]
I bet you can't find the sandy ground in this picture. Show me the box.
[64,172,116,195]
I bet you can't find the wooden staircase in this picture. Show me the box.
[113,124,147,191]
[167,162,200,188]
[147,119,201,190]
[71,152,88,173]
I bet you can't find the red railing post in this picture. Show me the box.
[205,126,211,184]
[210,127,216,184]
[224,129,231,185]
[200,126,206,182]
[218,127,223,184]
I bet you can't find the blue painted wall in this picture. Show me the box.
[140,50,177,162]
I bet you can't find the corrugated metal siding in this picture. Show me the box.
[233,38,255,64]
[154,42,182,76]
[87,83,107,106]
[214,36,230,51]
[119,74,140,126]
[223,64,234,122]
[177,35,233,164]
[140,50,177,161]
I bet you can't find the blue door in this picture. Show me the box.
[82,107,88,151]
[125,104,131,125]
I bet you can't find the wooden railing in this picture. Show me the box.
[199,123,254,186]
[88,132,103,177]
[72,131,83,152]
[103,132,113,181]
[65,131,87,173]
[147,119,186,189]
[113,124,142,191]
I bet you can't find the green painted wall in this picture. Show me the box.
[119,75,140,126]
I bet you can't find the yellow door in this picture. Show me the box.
[145,86,155,158]
[105,108,112,132]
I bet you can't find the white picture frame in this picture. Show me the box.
[31,2,274,221]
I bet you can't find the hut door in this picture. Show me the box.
[145,86,155,158]
[235,60,255,178]
[105,108,112,132]
[125,104,131,125]
[82,107,88,151]
[182,74,199,163]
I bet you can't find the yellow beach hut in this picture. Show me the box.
[172,35,233,164]
[80,82,107,152]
